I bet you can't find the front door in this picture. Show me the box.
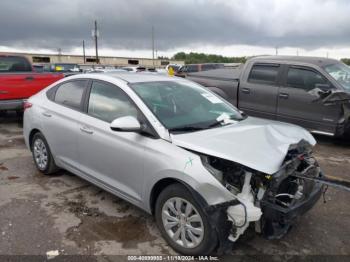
[277,66,342,134]
[78,80,147,204]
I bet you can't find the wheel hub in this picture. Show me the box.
[161,197,204,249]
[33,138,48,170]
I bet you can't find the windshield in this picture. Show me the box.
[324,63,350,91]
[130,81,243,132]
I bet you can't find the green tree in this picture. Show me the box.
[172,52,247,64]
[341,58,350,65]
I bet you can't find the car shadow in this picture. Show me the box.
[0,111,23,127]
[313,134,350,148]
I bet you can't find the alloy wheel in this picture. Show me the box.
[33,138,48,170]
[161,197,204,248]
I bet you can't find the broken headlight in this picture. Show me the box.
[200,154,223,182]
[200,154,245,195]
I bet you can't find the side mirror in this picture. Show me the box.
[110,116,141,132]
[315,83,331,91]
[239,110,248,118]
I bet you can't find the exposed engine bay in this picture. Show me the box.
[199,141,323,244]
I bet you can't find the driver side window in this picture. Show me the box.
[88,81,138,123]
[286,67,329,90]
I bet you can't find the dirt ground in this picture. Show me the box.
[0,112,349,260]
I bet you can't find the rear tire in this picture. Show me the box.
[31,132,59,175]
[155,183,217,255]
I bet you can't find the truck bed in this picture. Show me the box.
[185,68,241,106]
[187,68,241,81]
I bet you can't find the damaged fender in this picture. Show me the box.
[309,88,350,136]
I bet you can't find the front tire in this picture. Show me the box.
[31,132,58,175]
[155,184,217,255]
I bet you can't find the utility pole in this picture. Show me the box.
[57,48,62,62]
[275,46,278,55]
[92,20,99,64]
[296,49,299,56]
[83,40,86,64]
[152,25,155,67]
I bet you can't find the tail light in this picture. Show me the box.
[23,101,32,111]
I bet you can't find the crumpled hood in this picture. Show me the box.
[171,117,316,175]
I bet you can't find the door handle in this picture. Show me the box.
[25,76,35,81]
[279,93,289,99]
[242,88,251,94]
[42,112,52,117]
[80,126,94,134]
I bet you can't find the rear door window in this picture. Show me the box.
[286,67,328,90]
[54,80,87,110]
[248,64,280,85]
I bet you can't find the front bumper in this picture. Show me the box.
[0,99,24,111]
[260,181,323,239]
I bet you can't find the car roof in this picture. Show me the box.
[83,71,179,83]
[248,55,339,67]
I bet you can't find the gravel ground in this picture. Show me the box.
[0,112,349,261]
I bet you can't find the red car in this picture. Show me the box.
[0,55,64,112]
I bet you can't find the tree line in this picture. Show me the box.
[167,52,350,66]
[171,52,247,64]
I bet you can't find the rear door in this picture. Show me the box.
[238,63,282,120]
[277,65,341,134]
[42,79,89,170]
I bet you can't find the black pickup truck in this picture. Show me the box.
[186,56,350,137]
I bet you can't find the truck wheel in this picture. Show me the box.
[155,184,217,255]
[31,132,59,175]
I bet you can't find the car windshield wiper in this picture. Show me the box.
[207,121,225,128]
[206,115,238,129]
[168,126,206,133]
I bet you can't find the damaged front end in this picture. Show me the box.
[200,141,323,249]
[309,88,350,137]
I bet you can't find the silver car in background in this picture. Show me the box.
[23,72,323,255]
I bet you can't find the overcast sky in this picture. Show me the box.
[1,0,350,59]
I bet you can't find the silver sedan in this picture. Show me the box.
[23,72,323,255]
